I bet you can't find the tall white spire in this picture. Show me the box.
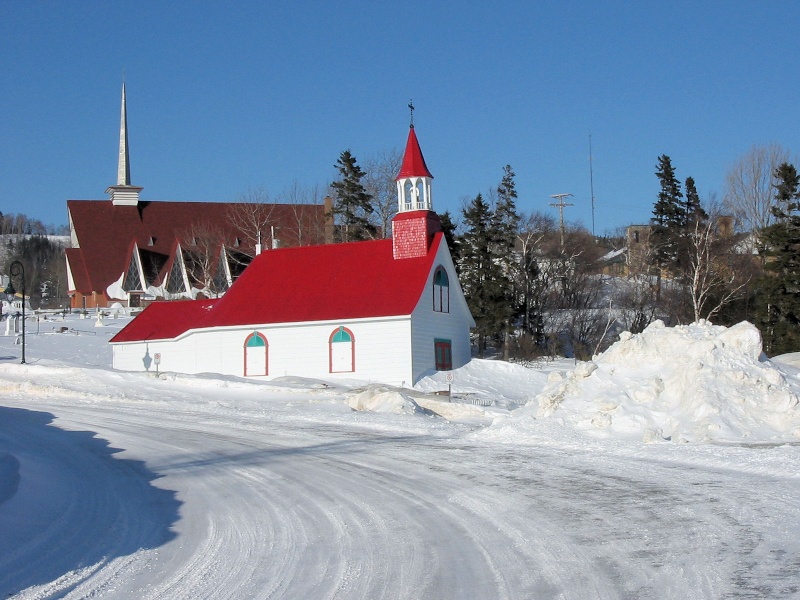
[107,80,142,206]
[117,81,131,186]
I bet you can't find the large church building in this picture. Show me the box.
[66,84,329,310]
[110,123,475,385]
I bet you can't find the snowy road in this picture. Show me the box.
[2,363,800,599]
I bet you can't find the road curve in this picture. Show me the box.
[2,388,799,599]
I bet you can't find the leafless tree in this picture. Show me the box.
[363,149,402,238]
[515,212,557,337]
[180,221,228,296]
[281,181,329,246]
[723,143,790,252]
[687,208,751,323]
[227,186,276,250]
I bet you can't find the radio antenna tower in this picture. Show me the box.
[549,193,574,253]
[589,134,596,236]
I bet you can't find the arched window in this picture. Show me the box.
[243,331,268,376]
[403,181,415,211]
[329,326,355,373]
[433,266,450,313]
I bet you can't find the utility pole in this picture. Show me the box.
[549,193,574,253]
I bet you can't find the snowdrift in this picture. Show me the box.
[514,320,800,443]
[347,387,423,415]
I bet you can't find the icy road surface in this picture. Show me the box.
[2,364,800,599]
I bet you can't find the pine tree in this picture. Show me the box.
[459,193,506,357]
[651,155,685,269]
[684,176,707,225]
[490,165,521,359]
[330,150,374,242]
[758,162,800,354]
[438,210,459,269]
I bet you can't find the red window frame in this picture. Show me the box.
[434,339,452,371]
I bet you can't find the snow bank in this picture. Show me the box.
[347,387,423,415]
[346,385,494,423]
[511,321,800,443]
[415,357,555,408]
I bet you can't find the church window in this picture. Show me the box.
[243,332,268,376]
[434,339,452,371]
[329,326,355,373]
[165,256,186,294]
[122,249,142,292]
[213,249,230,293]
[433,266,450,313]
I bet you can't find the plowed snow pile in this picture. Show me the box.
[514,320,800,443]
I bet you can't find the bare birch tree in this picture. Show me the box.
[227,186,276,250]
[687,210,750,322]
[281,181,329,246]
[181,221,227,296]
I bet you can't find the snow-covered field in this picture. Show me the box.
[1,312,800,599]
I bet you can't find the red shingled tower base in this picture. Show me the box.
[392,210,442,260]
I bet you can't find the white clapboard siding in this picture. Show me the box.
[113,317,415,385]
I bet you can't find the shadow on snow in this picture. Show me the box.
[0,406,181,597]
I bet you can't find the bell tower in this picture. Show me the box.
[392,104,441,259]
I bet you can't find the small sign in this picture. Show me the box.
[154,353,161,365]
[446,372,453,382]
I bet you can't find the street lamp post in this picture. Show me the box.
[5,261,26,364]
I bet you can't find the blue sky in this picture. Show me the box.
[1,1,799,235]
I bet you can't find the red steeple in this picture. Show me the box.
[396,126,433,180]
[392,115,440,259]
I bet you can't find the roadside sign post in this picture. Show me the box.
[446,372,454,402]
[154,352,161,377]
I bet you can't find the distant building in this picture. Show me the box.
[110,122,475,385]
[622,215,740,277]
[65,84,330,310]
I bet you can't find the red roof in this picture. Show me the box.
[111,233,443,342]
[396,126,433,180]
[67,200,327,296]
[111,299,219,342]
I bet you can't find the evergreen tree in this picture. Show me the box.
[676,175,710,277]
[330,150,374,242]
[491,165,520,256]
[490,165,521,359]
[651,155,685,269]
[758,162,800,354]
[458,193,506,357]
[438,210,459,269]
[5,235,67,308]
[684,176,707,225]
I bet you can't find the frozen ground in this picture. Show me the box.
[1,313,799,599]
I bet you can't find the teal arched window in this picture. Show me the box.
[243,331,268,376]
[329,326,355,373]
